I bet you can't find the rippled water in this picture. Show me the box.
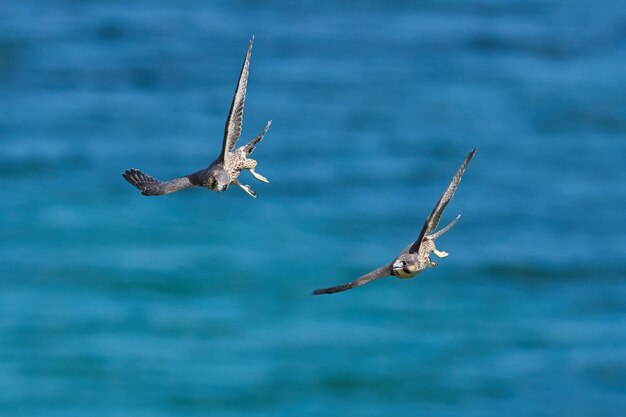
[1,1,625,416]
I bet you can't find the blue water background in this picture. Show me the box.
[1,1,626,416]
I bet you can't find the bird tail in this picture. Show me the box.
[122,169,165,196]
[427,215,460,240]
[243,120,272,155]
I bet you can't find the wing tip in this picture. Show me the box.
[121,168,136,184]
[121,168,162,195]
[312,285,335,295]
[312,286,330,295]
[311,282,353,295]
[311,288,338,296]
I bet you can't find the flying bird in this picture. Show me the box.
[312,149,476,295]
[122,36,271,198]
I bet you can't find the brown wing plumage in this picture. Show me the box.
[220,36,253,161]
[408,148,476,254]
[122,168,200,196]
[312,263,393,295]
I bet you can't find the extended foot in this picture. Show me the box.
[250,169,269,183]
[433,249,449,258]
[235,182,257,198]
[427,260,438,268]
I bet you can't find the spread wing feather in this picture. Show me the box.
[122,168,199,196]
[408,148,476,254]
[312,263,393,295]
[220,36,253,160]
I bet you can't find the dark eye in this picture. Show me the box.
[401,261,407,266]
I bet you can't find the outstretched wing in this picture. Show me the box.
[122,168,199,196]
[408,148,476,254]
[220,36,254,161]
[312,263,393,295]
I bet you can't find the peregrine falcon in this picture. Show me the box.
[122,36,271,198]
[312,149,476,295]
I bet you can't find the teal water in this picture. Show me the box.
[1,1,626,416]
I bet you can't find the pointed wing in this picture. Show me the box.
[219,36,254,161]
[312,263,393,295]
[122,168,200,196]
[408,148,476,254]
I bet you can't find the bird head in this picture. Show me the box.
[206,168,231,192]
[392,254,418,278]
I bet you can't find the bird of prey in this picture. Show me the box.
[122,36,271,198]
[312,148,476,295]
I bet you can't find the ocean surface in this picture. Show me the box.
[1,1,626,416]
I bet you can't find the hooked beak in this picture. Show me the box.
[208,184,228,192]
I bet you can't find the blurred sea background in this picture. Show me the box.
[1,1,626,416]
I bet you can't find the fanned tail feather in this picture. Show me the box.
[427,215,461,241]
[244,120,272,155]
